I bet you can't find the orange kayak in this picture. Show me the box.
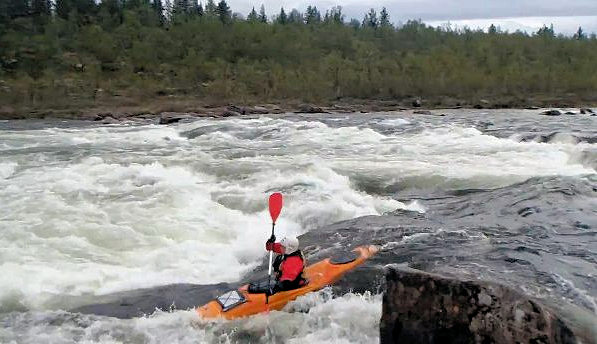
[196,245,378,320]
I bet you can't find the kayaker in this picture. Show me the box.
[265,235,307,293]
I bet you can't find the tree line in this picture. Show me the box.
[1,0,596,112]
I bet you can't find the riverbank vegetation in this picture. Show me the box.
[1,0,597,117]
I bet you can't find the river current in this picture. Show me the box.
[0,110,595,343]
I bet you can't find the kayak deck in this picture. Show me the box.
[196,245,378,320]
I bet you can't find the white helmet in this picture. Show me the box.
[280,236,299,254]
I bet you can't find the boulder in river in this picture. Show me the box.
[101,116,121,124]
[159,112,193,124]
[412,99,422,108]
[380,266,577,344]
[227,105,270,115]
[221,110,241,117]
[540,110,562,116]
[295,104,329,114]
[579,108,594,115]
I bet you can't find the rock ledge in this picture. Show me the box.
[380,266,576,344]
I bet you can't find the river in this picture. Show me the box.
[0,109,595,343]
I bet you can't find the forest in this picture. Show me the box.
[1,0,597,116]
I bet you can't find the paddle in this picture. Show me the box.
[267,192,283,303]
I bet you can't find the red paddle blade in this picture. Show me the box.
[269,193,283,223]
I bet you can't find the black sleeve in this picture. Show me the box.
[273,255,283,272]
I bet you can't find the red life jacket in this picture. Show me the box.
[266,242,306,285]
[278,250,305,283]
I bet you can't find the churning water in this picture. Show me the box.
[0,110,595,343]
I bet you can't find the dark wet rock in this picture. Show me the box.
[580,108,594,115]
[526,106,541,110]
[226,105,246,115]
[380,266,577,344]
[413,110,433,115]
[72,283,234,319]
[261,104,284,113]
[412,99,422,107]
[331,104,358,113]
[221,110,241,117]
[227,105,270,115]
[565,111,577,115]
[295,104,329,114]
[250,106,270,114]
[541,110,562,116]
[101,116,121,124]
[159,112,192,124]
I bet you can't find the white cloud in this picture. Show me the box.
[428,16,597,35]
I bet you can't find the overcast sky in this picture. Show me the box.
[226,0,597,34]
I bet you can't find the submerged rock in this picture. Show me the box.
[380,266,577,344]
[540,110,562,116]
[580,108,594,115]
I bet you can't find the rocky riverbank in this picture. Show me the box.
[1,95,596,122]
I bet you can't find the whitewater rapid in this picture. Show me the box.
[0,110,595,343]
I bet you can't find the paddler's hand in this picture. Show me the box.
[266,235,276,251]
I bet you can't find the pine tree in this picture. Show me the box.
[194,1,204,16]
[7,0,30,19]
[258,4,267,23]
[55,0,72,20]
[574,26,586,40]
[152,0,165,24]
[305,5,321,24]
[247,7,258,22]
[277,7,287,24]
[362,8,377,28]
[173,0,189,19]
[329,6,343,24]
[288,9,302,24]
[31,0,51,17]
[205,0,216,16]
[164,0,172,23]
[216,0,230,23]
[536,24,554,37]
[75,0,97,18]
[379,7,391,28]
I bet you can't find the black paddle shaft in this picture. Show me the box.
[267,222,276,304]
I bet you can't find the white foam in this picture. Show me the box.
[551,273,597,314]
[0,291,381,343]
[378,118,410,126]
[200,289,382,344]
[0,162,17,179]
[0,116,594,311]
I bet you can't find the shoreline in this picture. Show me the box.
[1,96,596,122]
